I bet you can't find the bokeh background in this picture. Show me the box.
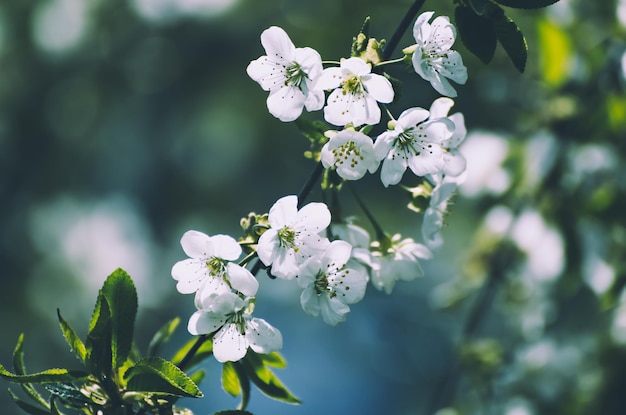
[1,0,626,414]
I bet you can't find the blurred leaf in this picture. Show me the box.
[455,5,497,64]
[101,268,137,369]
[12,334,51,409]
[171,337,213,370]
[7,389,50,415]
[57,309,87,363]
[189,369,206,386]
[241,352,300,404]
[295,118,330,161]
[467,0,500,16]
[148,317,180,357]
[493,0,560,8]
[0,364,88,384]
[125,357,203,398]
[260,352,287,369]
[85,292,112,377]
[222,362,241,397]
[50,398,68,415]
[537,17,572,88]
[493,12,528,72]
[607,94,626,131]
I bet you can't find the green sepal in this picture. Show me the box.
[101,268,138,369]
[12,334,51,409]
[259,352,287,369]
[493,0,560,9]
[7,389,50,415]
[57,309,87,363]
[171,337,213,370]
[455,5,497,64]
[241,352,300,405]
[124,357,203,398]
[148,317,180,357]
[222,362,250,410]
[492,12,528,73]
[0,364,89,384]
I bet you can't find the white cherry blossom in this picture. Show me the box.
[314,57,394,126]
[297,240,368,326]
[171,231,258,297]
[369,234,432,294]
[321,129,379,180]
[427,97,468,177]
[188,291,282,363]
[373,98,455,187]
[247,26,324,122]
[410,11,467,97]
[257,195,331,279]
[422,174,465,249]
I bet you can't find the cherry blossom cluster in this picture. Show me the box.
[170,11,470,364]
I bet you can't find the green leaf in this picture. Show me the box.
[492,12,528,72]
[148,317,180,357]
[0,364,88,384]
[101,268,138,369]
[12,334,51,409]
[171,336,213,370]
[125,357,203,398]
[241,352,300,405]
[294,118,330,161]
[455,5,497,64]
[44,383,91,409]
[493,0,560,9]
[85,292,112,376]
[260,352,287,369]
[7,389,50,415]
[189,369,206,386]
[50,398,68,415]
[57,309,87,363]
[222,362,241,398]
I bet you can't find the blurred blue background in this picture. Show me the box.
[1,0,626,414]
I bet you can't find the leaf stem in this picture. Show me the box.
[347,183,386,241]
[176,335,209,371]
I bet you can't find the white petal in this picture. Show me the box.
[320,141,336,168]
[354,95,382,126]
[300,286,320,317]
[266,85,306,122]
[373,131,396,161]
[341,56,371,76]
[213,324,248,363]
[246,318,283,354]
[447,112,467,148]
[422,208,444,249]
[428,70,458,97]
[443,150,467,177]
[413,11,435,44]
[321,240,352,270]
[319,296,350,326]
[429,16,456,51]
[421,118,455,143]
[408,147,445,177]
[194,277,231,309]
[295,202,331,233]
[313,67,343,91]
[246,56,284,91]
[297,255,323,287]
[172,259,206,294]
[440,51,468,84]
[396,107,429,129]
[269,247,299,279]
[294,47,323,79]
[268,195,298,228]
[226,263,259,297]
[180,230,211,259]
[363,73,394,103]
[428,97,455,119]
[323,89,356,127]
[256,229,279,267]
[304,89,325,112]
[331,267,367,304]
[389,258,424,282]
[187,311,226,336]
[380,149,408,187]
[209,234,242,261]
[260,26,295,63]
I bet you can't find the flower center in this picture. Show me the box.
[331,141,364,168]
[395,126,431,157]
[314,270,336,298]
[206,257,227,277]
[277,226,298,251]
[285,62,308,90]
[227,309,247,334]
[341,74,365,96]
